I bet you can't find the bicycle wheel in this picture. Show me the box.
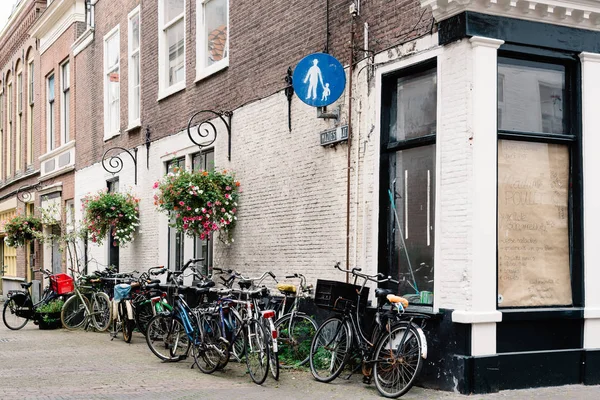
[275,313,317,368]
[195,315,225,374]
[120,301,134,343]
[91,292,112,332]
[244,318,270,385]
[373,323,424,398]
[309,317,352,383]
[268,333,279,381]
[225,308,245,361]
[146,314,190,361]
[2,298,29,330]
[134,300,154,336]
[61,294,91,330]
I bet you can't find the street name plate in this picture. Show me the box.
[320,125,348,146]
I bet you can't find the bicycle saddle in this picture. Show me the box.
[197,280,215,289]
[387,294,409,309]
[146,283,160,290]
[277,283,296,294]
[238,279,252,289]
[375,288,393,299]
[20,282,33,289]
[195,287,210,295]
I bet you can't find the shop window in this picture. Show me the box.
[192,149,214,276]
[159,0,185,97]
[497,56,578,308]
[196,0,228,80]
[379,62,436,305]
[167,157,185,271]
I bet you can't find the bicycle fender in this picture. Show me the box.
[7,292,31,307]
[412,323,428,360]
[126,300,134,320]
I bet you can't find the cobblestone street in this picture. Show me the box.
[0,319,597,400]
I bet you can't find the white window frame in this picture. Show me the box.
[128,6,141,129]
[46,73,55,153]
[195,0,229,82]
[158,0,186,100]
[104,25,120,140]
[16,69,22,172]
[60,60,70,145]
[27,60,34,167]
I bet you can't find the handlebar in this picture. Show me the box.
[334,262,399,285]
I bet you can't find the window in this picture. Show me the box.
[16,71,22,172]
[104,27,120,138]
[7,80,12,177]
[496,56,577,308]
[85,0,95,28]
[196,0,228,79]
[128,7,141,127]
[379,63,437,306]
[159,0,185,97]
[0,84,3,179]
[27,61,34,166]
[192,149,214,276]
[47,74,55,152]
[61,61,70,144]
[167,157,185,271]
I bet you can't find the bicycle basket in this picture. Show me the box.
[50,273,75,295]
[314,279,369,311]
[114,283,132,301]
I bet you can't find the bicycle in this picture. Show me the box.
[309,262,429,398]
[273,273,318,368]
[60,268,112,332]
[2,269,71,330]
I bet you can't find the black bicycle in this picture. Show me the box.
[2,269,69,330]
[309,263,429,398]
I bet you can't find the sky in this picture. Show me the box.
[0,0,21,33]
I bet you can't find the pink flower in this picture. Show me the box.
[221,208,226,212]
[111,206,116,210]
[119,214,123,217]
[226,186,232,191]
[179,201,185,206]
[113,241,117,247]
[207,202,212,207]
[153,182,159,189]
[215,201,221,206]
[183,224,189,229]
[187,206,191,211]
[225,194,231,200]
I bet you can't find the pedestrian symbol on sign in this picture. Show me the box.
[293,53,346,108]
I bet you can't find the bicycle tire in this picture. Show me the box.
[269,333,280,381]
[373,322,424,398]
[195,315,224,374]
[61,294,91,330]
[2,298,29,330]
[145,314,190,361]
[134,300,154,336]
[309,317,352,383]
[244,318,270,385]
[225,307,245,362]
[120,301,134,343]
[91,292,112,332]
[275,313,317,368]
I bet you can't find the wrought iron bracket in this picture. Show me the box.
[16,182,45,203]
[284,67,294,132]
[102,147,139,185]
[187,110,232,161]
[145,126,151,169]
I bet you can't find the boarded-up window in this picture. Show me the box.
[497,140,571,307]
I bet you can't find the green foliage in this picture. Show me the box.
[4,214,42,247]
[153,167,240,243]
[82,190,140,247]
[37,299,65,314]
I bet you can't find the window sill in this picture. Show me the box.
[126,121,141,132]
[500,307,584,321]
[195,59,229,83]
[104,131,121,142]
[157,82,186,101]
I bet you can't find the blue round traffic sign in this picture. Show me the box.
[292,53,346,107]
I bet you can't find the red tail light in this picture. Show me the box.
[272,330,278,339]
[262,310,275,319]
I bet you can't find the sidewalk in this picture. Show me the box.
[0,320,598,399]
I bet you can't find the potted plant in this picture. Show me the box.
[4,214,43,247]
[35,299,65,330]
[82,190,140,247]
[154,167,240,243]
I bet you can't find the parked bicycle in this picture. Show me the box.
[2,269,72,330]
[309,262,429,398]
[60,268,112,332]
[273,273,318,368]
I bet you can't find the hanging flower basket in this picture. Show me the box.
[4,214,43,247]
[82,190,140,247]
[154,167,240,243]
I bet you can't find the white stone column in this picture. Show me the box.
[452,36,504,356]
[580,52,600,349]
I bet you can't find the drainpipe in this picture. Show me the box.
[345,15,355,282]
